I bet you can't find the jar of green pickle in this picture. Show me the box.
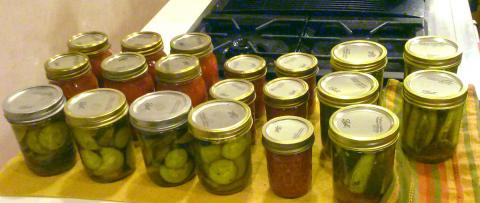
[64,88,136,182]
[329,104,399,203]
[3,85,76,176]
[317,71,379,158]
[129,91,195,186]
[402,70,467,163]
[188,100,253,195]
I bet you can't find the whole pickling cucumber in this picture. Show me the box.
[447,109,462,147]
[404,106,420,149]
[347,154,375,194]
[437,110,455,141]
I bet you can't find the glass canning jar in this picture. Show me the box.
[262,116,314,198]
[264,77,309,120]
[64,88,136,183]
[316,71,379,158]
[3,85,76,176]
[101,52,155,104]
[329,104,400,203]
[129,91,195,187]
[44,52,99,99]
[188,100,253,195]
[155,54,208,107]
[402,70,467,163]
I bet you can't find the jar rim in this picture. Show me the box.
[44,52,92,81]
[262,116,315,155]
[68,31,111,55]
[121,31,164,56]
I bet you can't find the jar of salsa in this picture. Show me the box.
[264,77,309,120]
[224,54,267,120]
[188,100,253,195]
[3,85,76,176]
[101,52,155,104]
[170,33,219,89]
[121,31,166,83]
[262,116,314,198]
[155,54,207,107]
[68,31,113,86]
[129,91,195,187]
[44,52,99,99]
[329,104,399,203]
[316,71,379,158]
[209,79,257,144]
[274,52,318,117]
[64,89,136,183]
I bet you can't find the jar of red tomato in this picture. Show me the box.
[155,54,208,107]
[101,52,155,104]
[264,77,309,120]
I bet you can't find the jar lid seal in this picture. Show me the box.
[262,116,314,155]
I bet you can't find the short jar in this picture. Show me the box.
[264,77,309,120]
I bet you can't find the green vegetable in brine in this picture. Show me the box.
[80,150,102,170]
[114,126,131,149]
[164,148,188,169]
[208,159,238,185]
[97,127,115,147]
[221,137,248,160]
[12,126,27,143]
[159,160,194,184]
[94,147,124,176]
[200,145,222,163]
[73,129,100,150]
[233,153,248,179]
[347,154,375,194]
[38,122,68,151]
[26,128,49,154]
[126,143,136,169]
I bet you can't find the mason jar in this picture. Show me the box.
[262,116,314,198]
[402,70,467,163]
[264,77,309,120]
[64,88,136,183]
[129,91,195,187]
[317,71,379,158]
[188,100,253,195]
[329,104,400,203]
[3,85,76,176]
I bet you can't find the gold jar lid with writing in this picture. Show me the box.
[274,52,318,78]
[224,54,267,80]
[155,54,201,83]
[330,40,387,73]
[262,116,314,155]
[44,52,91,81]
[170,33,213,58]
[264,77,309,108]
[101,52,148,82]
[121,31,164,56]
[68,31,111,55]
[209,79,256,105]
[404,36,462,68]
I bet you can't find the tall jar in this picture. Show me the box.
[155,54,208,107]
[68,31,113,86]
[121,31,166,83]
[224,54,267,120]
[2,85,76,176]
[64,89,136,183]
[44,52,99,99]
[264,77,309,120]
[274,52,318,117]
[129,91,195,186]
[170,32,219,89]
[262,116,314,198]
[188,100,253,195]
[101,52,155,104]
[329,104,400,203]
[403,36,462,77]
[402,70,467,163]
[317,71,379,158]
[209,79,257,144]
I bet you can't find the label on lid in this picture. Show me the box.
[333,106,394,138]
[123,32,161,48]
[212,80,253,100]
[130,91,191,122]
[408,37,459,60]
[333,41,384,64]
[227,55,263,72]
[266,78,307,98]
[172,34,209,50]
[264,118,311,144]
[47,54,86,70]
[191,101,247,130]
[157,55,197,73]
[4,85,62,115]
[407,71,464,98]
[277,53,315,70]
[66,89,124,118]
[320,72,375,98]
[102,53,144,72]
[70,33,106,46]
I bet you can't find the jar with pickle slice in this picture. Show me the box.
[224,54,267,120]
[155,54,207,107]
[64,88,136,183]
[45,52,99,99]
[129,91,195,186]
[264,77,309,120]
[121,31,166,83]
[329,104,399,203]
[404,36,462,77]
[317,71,379,158]
[170,32,219,89]
[188,100,253,195]
[402,70,467,163]
[101,52,155,104]
[3,85,76,176]
[209,79,257,144]
[262,116,314,198]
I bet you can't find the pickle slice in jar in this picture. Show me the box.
[26,128,50,154]
[12,126,28,143]
[208,159,238,185]
[93,147,125,175]
[200,145,222,164]
[80,150,102,170]
[164,148,188,169]
[96,127,115,147]
[153,145,171,164]
[38,122,68,151]
[73,129,100,150]
[233,153,248,180]
[159,160,194,184]
[114,126,131,149]
[221,137,248,160]
[126,143,136,169]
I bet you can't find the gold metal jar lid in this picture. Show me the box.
[68,31,111,55]
[262,116,314,155]
[274,52,318,77]
[403,70,467,109]
[264,77,309,107]
[188,99,253,142]
[3,85,65,124]
[64,88,128,129]
[129,91,192,132]
[44,52,91,81]
[317,71,379,107]
[101,52,148,82]
[121,31,164,56]
[170,32,213,58]
[330,40,388,72]
[224,54,267,80]
[329,104,399,152]
[209,79,256,104]
[155,54,201,83]
[404,36,462,67]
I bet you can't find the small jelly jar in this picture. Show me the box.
[264,77,309,120]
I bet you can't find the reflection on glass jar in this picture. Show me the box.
[264,77,309,120]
